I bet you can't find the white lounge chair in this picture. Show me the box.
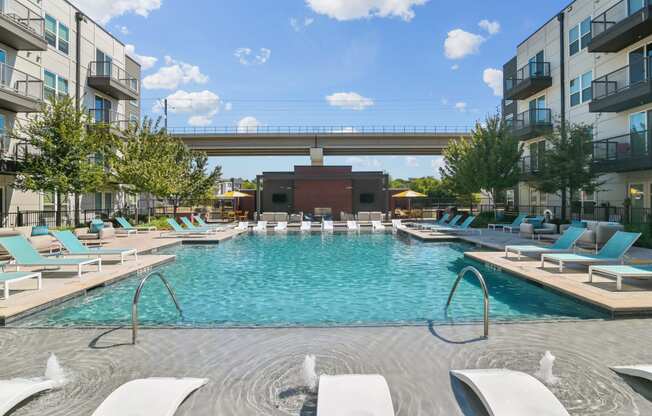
[301,221,312,231]
[451,369,569,416]
[0,379,55,416]
[274,221,288,232]
[323,220,334,231]
[317,375,394,416]
[0,271,41,299]
[589,264,652,291]
[346,221,359,231]
[253,221,268,232]
[612,365,652,382]
[91,377,208,416]
[391,219,402,229]
[372,220,386,231]
[237,222,249,230]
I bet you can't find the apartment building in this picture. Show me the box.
[0,0,141,219]
[503,0,652,214]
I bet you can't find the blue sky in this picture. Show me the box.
[75,0,569,180]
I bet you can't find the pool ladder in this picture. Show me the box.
[132,272,183,345]
[445,266,490,338]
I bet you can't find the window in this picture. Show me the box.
[45,15,56,47]
[94,96,112,123]
[360,193,375,204]
[58,23,69,54]
[44,15,70,55]
[272,193,287,204]
[57,75,68,96]
[43,70,68,101]
[570,71,592,106]
[569,17,591,56]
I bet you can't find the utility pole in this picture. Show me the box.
[164,98,168,130]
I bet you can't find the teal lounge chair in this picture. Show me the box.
[0,236,101,278]
[540,231,641,272]
[51,231,137,264]
[193,215,225,230]
[0,271,41,299]
[180,217,216,233]
[488,213,527,231]
[589,264,652,291]
[162,219,211,237]
[505,226,586,260]
[116,217,156,233]
[504,214,530,233]
[436,213,450,225]
[432,216,480,235]
[425,214,461,230]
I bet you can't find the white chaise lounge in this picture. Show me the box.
[301,221,312,231]
[323,220,334,231]
[274,222,288,231]
[253,221,268,232]
[91,377,208,416]
[612,365,652,382]
[450,369,569,416]
[347,221,359,231]
[0,379,55,416]
[372,220,386,231]
[317,374,394,416]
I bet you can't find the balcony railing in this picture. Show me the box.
[590,0,652,52]
[592,0,649,37]
[88,61,139,94]
[89,108,129,130]
[519,155,542,176]
[592,130,651,172]
[590,56,652,112]
[0,61,43,101]
[0,0,45,38]
[504,62,552,100]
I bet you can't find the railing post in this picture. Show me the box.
[16,207,22,227]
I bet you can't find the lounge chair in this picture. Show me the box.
[391,219,402,229]
[253,221,268,232]
[51,231,137,265]
[432,216,480,234]
[116,217,156,233]
[0,271,41,299]
[237,222,249,230]
[505,226,586,260]
[301,221,312,231]
[0,236,101,279]
[436,213,450,225]
[488,213,527,231]
[317,375,394,416]
[372,220,386,231]
[275,221,288,231]
[451,369,569,416]
[0,379,55,416]
[505,214,532,233]
[193,215,224,230]
[347,221,359,230]
[162,219,211,237]
[421,214,460,230]
[323,220,334,231]
[612,365,652,382]
[589,264,652,291]
[180,217,216,233]
[91,377,208,416]
[541,231,641,272]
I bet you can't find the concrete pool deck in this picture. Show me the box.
[3,319,652,415]
[0,227,245,324]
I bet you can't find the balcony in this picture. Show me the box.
[519,155,542,178]
[590,57,652,113]
[504,62,552,100]
[589,0,652,53]
[0,0,47,51]
[592,130,652,172]
[0,62,43,112]
[87,61,139,101]
[0,130,24,174]
[89,108,130,131]
[509,109,553,141]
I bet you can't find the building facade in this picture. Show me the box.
[0,0,140,220]
[503,0,652,214]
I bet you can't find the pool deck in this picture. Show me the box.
[0,227,245,324]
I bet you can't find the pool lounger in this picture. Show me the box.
[589,264,652,291]
[391,219,402,229]
[0,379,55,416]
[317,375,394,416]
[451,369,569,416]
[275,221,288,231]
[347,221,359,230]
[162,219,212,237]
[372,220,386,231]
[612,365,652,382]
[51,231,137,264]
[488,213,527,232]
[430,216,480,235]
[323,220,334,231]
[180,217,218,233]
[193,215,225,230]
[300,221,312,231]
[253,221,268,232]
[92,377,208,416]
[237,222,249,230]
[116,217,156,233]
[540,231,641,272]
[0,271,41,299]
[505,226,586,260]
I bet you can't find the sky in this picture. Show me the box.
[72,0,570,180]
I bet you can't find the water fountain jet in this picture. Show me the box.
[535,350,560,386]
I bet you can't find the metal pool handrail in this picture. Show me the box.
[446,266,490,338]
[132,272,182,344]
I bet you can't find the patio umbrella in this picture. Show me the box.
[217,191,252,214]
[392,190,427,212]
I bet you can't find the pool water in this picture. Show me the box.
[15,233,608,327]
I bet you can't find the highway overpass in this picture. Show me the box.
[169,126,472,164]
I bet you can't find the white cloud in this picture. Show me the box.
[118,25,130,35]
[291,17,315,31]
[345,156,382,169]
[444,29,485,59]
[237,116,261,133]
[483,68,503,96]
[306,0,427,21]
[431,158,446,178]
[451,64,460,71]
[405,156,419,168]
[143,56,208,90]
[478,19,501,35]
[125,44,157,71]
[153,90,220,126]
[69,0,161,24]
[326,92,374,110]
[234,48,272,66]
[454,102,468,112]
[224,102,233,111]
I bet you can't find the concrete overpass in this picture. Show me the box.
[169,126,472,165]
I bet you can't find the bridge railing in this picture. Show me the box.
[167,125,474,135]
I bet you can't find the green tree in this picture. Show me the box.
[11,97,112,226]
[529,122,601,221]
[241,180,257,190]
[440,113,522,206]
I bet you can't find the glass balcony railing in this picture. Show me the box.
[592,56,651,101]
[89,108,128,130]
[593,130,650,163]
[512,108,552,130]
[0,0,45,38]
[519,155,542,175]
[88,61,139,94]
[0,61,43,101]
[505,61,551,94]
[592,0,650,38]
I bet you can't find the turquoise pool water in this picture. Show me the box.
[15,233,608,327]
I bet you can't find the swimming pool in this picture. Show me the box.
[15,233,608,327]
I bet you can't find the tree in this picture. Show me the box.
[529,122,601,221]
[11,97,112,226]
[440,113,522,206]
[166,145,222,214]
[241,180,257,190]
[389,177,455,200]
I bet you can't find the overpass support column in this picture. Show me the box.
[310,148,324,166]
